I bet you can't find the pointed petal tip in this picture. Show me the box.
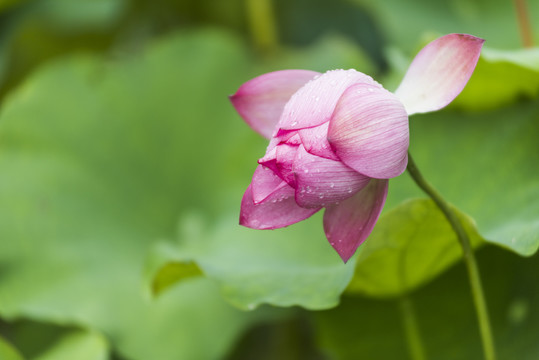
[395,33,485,115]
[323,179,389,264]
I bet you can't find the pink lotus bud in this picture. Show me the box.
[230,34,484,262]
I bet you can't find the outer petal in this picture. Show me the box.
[240,184,320,230]
[394,34,484,115]
[293,145,370,208]
[230,70,320,138]
[328,83,409,179]
[323,179,388,263]
[277,69,380,132]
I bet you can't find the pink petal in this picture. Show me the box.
[230,70,320,138]
[258,144,299,186]
[394,34,484,115]
[328,83,409,179]
[277,69,380,132]
[275,143,299,187]
[240,184,320,230]
[251,165,287,204]
[323,179,388,263]
[298,122,340,161]
[293,145,370,208]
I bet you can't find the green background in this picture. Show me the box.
[0,0,538,359]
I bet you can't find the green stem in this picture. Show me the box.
[513,0,534,47]
[399,295,427,360]
[406,152,496,360]
[245,0,279,55]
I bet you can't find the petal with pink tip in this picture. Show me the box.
[328,83,409,179]
[230,70,320,138]
[293,145,370,208]
[240,184,320,230]
[323,179,388,263]
[251,165,287,204]
[394,34,484,115]
[298,122,339,161]
[277,69,380,132]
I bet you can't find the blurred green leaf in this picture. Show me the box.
[384,99,539,256]
[452,47,539,110]
[0,29,276,360]
[33,330,108,360]
[348,199,483,297]
[0,336,24,360]
[154,213,356,311]
[267,34,376,75]
[151,261,203,296]
[314,247,539,360]
[353,0,539,51]
[0,0,26,13]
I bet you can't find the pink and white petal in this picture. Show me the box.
[394,34,484,115]
[323,179,388,263]
[230,70,320,138]
[251,165,288,204]
[298,122,339,161]
[294,145,371,208]
[328,83,409,179]
[277,69,381,132]
[240,183,321,230]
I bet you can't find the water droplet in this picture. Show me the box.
[347,189,353,193]
[319,195,324,199]
[368,88,374,93]
[291,121,297,126]
[304,169,309,173]
[330,183,335,188]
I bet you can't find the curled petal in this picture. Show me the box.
[240,183,320,230]
[277,69,380,132]
[394,33,484,115]
[323,179,388,263]
[298,122,339,161]
[328,83,409,179]
[294,145,370,208]
[230,70,320,138]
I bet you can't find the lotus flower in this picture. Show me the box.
[230,34,483,262]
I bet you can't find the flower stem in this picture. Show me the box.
[245,0,279,55]
[513,0,534,47]
[406,152,496,360]
[399,295,427,360]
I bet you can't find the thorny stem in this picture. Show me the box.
[406,152,496,360]
[245,0,279,55]
[399,295,427,360]
[513,0,534,47]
